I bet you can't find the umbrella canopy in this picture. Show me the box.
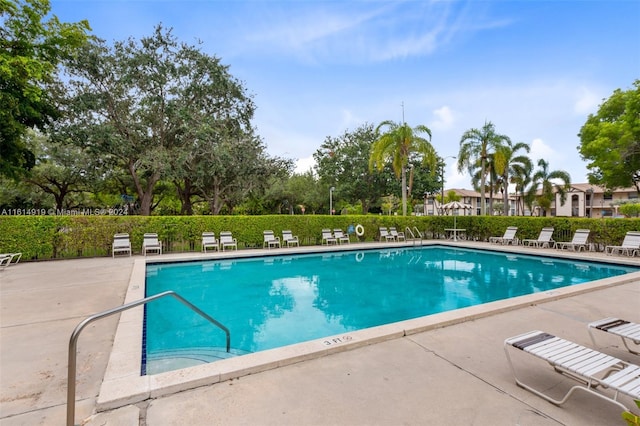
[442,201,472,213]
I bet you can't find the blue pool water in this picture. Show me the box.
[143,246,638,374]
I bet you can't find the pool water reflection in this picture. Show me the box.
[143,247,638,374]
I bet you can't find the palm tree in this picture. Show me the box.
[370,120,436,216]
[510,155,533,215]
[468,155,499,214]
[457,121,511,215]
[493,141,531,216]
[526,159,571,216]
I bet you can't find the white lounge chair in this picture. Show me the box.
[588,317,640,355]
[142,233,162,256]
[605,231,640,256]
[321,229,337,245]
[0,255,12,268]
[504,330,640,413]
[489,226,518,245]
[522,227,555,248]
[112,233,131,257]
[219,231,238,251]
[389,227,405,242]
[263,230,281,249]
[556,229,590,252]
[201,232,219,252]
[379,227,394,242]
[333,229,350,244]
[282,230,299,247]
[0,252,22,265]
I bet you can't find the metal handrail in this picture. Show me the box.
[405,227,416,240]
[413,227,424,238]
[67,290,230,426]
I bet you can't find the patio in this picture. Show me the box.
[1,242,639,425]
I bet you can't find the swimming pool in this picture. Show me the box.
[143,246,638,375]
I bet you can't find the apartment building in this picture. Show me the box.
[422,184,639,217]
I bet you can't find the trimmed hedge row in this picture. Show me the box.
[1,214,639,261]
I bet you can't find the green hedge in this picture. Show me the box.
[1,214,639,261]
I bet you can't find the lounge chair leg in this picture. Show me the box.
[504,344,631,412]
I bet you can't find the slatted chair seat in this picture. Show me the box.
[112,234,132,258]
[588,317,640,355]
[556,229,590,252]
[321,229,337,245]
[142,233,162,256]
[282,230,299,247]
[219,231,238,251]
[489,226,518,245]
[379,227,395,242]
[504,330,640,413]
[605,231,640,256]
[333,229,350,244]
[522,227,555,248]
[201,232,219,252]
[263,230,281,249]
[389,227,405,242]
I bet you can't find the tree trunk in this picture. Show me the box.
[129,161,160,216]
[503,173,509,216]
[480,157,486,215]
[401,166,407,216]
[175,178,194,215]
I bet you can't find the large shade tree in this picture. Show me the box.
[315,123,393,214]
[0,0,89,178]
[578,80,640,192]
[457,121,511,215]
[369,120,437,216]
[24,129,95,210]
[58,26,256,215]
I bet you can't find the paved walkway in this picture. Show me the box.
[1,244,639,425]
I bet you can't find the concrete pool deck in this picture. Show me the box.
[1,241,639,425]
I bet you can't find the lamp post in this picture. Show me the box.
[330,187,335,215]
[440,156,456,214]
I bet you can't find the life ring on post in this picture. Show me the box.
[355,224,365,237]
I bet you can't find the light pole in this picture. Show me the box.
[330,187,335,215]
[440,156,456,214]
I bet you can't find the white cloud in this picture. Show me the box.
[294,156,316,175]
[529,138,557,163]
[573,87,601,115]
[430,106,455,131]
[239,1,506,64]
[445,163,467,190]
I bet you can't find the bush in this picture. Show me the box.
[2,214,640,261]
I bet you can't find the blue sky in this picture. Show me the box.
[50,0,640,189]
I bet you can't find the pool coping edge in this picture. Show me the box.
[96,243,640,411]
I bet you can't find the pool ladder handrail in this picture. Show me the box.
[67,290,230,426]
[405,226,424,245]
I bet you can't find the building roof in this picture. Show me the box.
[446,188,509,200]
[570,183,638,193]
[447,183,638,198]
